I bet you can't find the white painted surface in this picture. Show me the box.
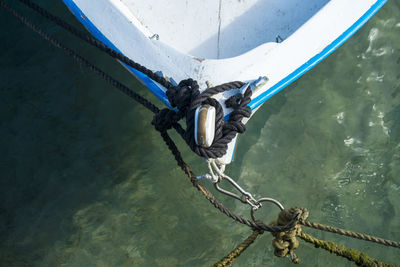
[70,0,377,94]
[68,0,378,163]
[120,0,330,59]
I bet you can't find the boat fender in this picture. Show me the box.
[194,104,216,148]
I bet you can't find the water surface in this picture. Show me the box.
[0,1,399,266]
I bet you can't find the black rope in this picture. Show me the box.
[183,81,251,158]
[15,0,252,159]
[15,0,175,91]
[158,130,301,233]
[5,2,400,253]
[0,0,160,114]
[154,79,251,158]
[0,0,300,233]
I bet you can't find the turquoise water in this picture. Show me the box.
[1,1,399,266]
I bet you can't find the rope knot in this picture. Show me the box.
[162,79,249,159]
[158,78,251,159]
[225,93,243,109]
[152,108,181,132]
[270,207,309,264]
[152,79,200,132]
[166,78,200,112]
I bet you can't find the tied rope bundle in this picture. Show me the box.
[152,78,251,158]
[1,1,399,266]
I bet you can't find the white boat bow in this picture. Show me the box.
[62,0,387,164]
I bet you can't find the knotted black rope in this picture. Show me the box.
[12,0,252,159]
[0,0,299,233]
[13,0,174,91]
[152,79,251,158]
[5,5,399,266]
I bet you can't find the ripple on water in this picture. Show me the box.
[366,71,384,82]
[2,1,400,266]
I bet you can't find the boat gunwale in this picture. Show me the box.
[62,0,388,111]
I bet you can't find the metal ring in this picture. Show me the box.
[250,197,285,222]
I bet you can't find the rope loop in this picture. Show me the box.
[225,93,243,109]
[166,78,200,112]
[151,108,182,132]
[156,79,251,159]
[6,2,399,266]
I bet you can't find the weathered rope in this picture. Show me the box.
[298,232,397,267]
[213,230,263,267]
[16,0,252,159]
[4,2,400,265]
[301,221,400,249]
[5,0,400,239]
[159,130,301,233]
[15,0,175,90]
[214,207,398,267]
[269,208,399,265]
[269,207,310,263]
[13,0,252,159]
[154,79,251,158]
[1,0,301,233]
[0,0,161,115]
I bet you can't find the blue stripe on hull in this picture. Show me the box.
[62,0,171,107]
[249,0,388,110]
[62,0,387,110]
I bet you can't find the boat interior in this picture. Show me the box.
[121,0,330,59]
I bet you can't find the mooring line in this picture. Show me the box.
[2,2,398,266]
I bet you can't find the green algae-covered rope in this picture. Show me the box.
[5,2,399,265]
[300,221,400,249]
[214,230,263,267]
[267,208,399,266]
[298,232,397,267]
